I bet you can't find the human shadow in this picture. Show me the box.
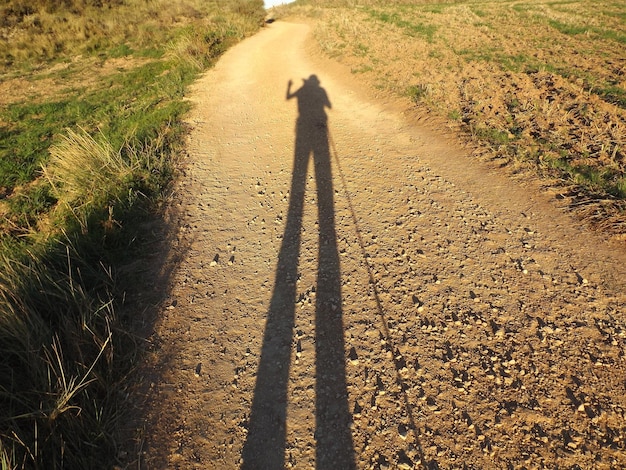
[241,75,355,469]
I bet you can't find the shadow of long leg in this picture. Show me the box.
[313,128,356,470]
[241,143,308,469]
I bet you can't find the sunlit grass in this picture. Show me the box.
[0,1,265,468]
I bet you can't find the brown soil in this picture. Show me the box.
[307,3,626,230]
[137,22,626,469]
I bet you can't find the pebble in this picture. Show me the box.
[398,423,408,440]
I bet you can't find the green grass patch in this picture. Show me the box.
[428,49,443,59]
[355,42,369,56]
[542,155,626,198]
[5,181,56,229]
[547,18,626,43]
[448,109,462,121]
[351,64,373,74]
[108,43,134,58]
[366,9,438,42]
[407,84,429,103]
[419,4,448,14]
[596,85,626,109]
[1,100,78,188]
[594,27,626,44]
[457,48,494,63]
[499,53,534,72]
[457,48,539,73]
[602,7,626,21]
[0,60,192,192]
[474,126,511,146]
[470,7,488,17]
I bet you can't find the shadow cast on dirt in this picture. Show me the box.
[241,75,356,469]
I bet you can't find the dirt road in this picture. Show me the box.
[141,22,626,469]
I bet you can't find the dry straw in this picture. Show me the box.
[44,128,138,208]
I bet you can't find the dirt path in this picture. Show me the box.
[141,22,626,469]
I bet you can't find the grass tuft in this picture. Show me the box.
[0,241,119,469]
[407,84,430,103]
[44,128,139,212]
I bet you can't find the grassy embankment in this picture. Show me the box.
[0,0,265,468]
[283,0,626,231]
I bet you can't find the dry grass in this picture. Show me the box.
[0,241,119,469]
[45,128,139,209]
[167,10,262,71]
[288,0,626,231]
[0,0,263,69]
[0,1,266,468]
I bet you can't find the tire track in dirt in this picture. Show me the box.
[141,22,626,469]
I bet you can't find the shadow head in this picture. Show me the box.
[303,74,321,86]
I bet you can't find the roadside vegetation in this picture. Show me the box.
[0,0,265,468]
[280,0,626,232]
